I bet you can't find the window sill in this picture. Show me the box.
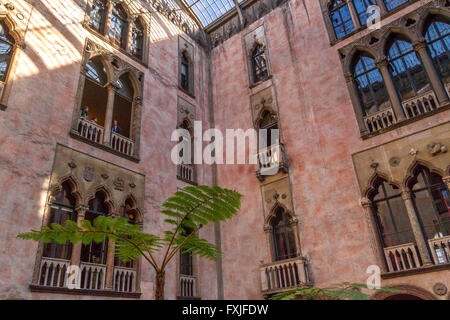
[29,284,141,298]
[178,86,196,99]
[249,74,272,89]
[70,130,140,163]
[82,24,148,69]
[381,262,450,279]
[361,102,450,140]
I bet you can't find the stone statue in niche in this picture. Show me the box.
[427,142,448,156]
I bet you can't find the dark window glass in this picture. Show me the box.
[130,19,144,59]
[116,73,134,100]
[0,22,14,82]
[271,207,297,261]
[180,52,189,91]
[81,192,109,264]
[387,38,431,101]
[354,55,391,115]
[109,4,128,48]
[425,19,450,85]
[409,167,450,241]
[354,0,376,26]
[329,0,355,39]
[371,179,414,247]
[384,0,408,11]
[85,57,107,85]
[43,182,76,260]
[251,44,268,83]
[180,228,193,275]
[89,0,107,33]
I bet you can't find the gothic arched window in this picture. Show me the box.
[409,166,450,241]
[425,18,450,85]
[109,4,128,48]
[251,44,268,83]
[180,228,194,276]
[387,37,431,101]
[81,191,109,265]
[329,0,355,39]
[271,206,297,261]
[180,52,190,91]
[353,54,390,115]
[258,109,278,149]
[0,22,15,82]
[384,0,408,12]
[130,19,144,60]
[89,0,107,33]
[353,0,376,26]
[370,179,414,248]
[43,181,77,261]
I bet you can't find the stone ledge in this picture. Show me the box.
[176,295,202,300]
[381,262,450,279]
[29,284,142,299]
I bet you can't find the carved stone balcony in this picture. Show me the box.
[256,143,289,182]
[260,256,308,295]
[401,90,439,119]
[77,118,104,144]
[179,274,197,298]
[429,235,450,265]
[113,266,137,293]
[363,106,397,133]
[177,163,196,185]
[111,132,135,157]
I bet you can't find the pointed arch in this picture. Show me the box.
[363,171,401,198]
[264,201,294,227]
[380,28,419,55]
[114,69,141,98]
[85,184,115,214]
[403,158,445,188]
[52,175,82,207]
[343,46,380,74]
[0,12,24,43]
[254,107,278,129]
[120,194,143,223]
[418,8,450,36]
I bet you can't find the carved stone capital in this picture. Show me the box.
[401,189,412,201]
[360,197,372,208]
[442,176,450,186]
[344,72,354,83]
[76,204,89,216]
[413,39,428,51]
[375,57,389,68]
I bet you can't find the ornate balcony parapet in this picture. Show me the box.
[256,143,288,182]
[363,106,397,133]
[79,262,107,290]
[113,266,137,293]
[177,163,196,185]
[111,132,135,156]
[428,235,450,265]
[77,118,104,144]
[401,90,439,119]
[179,274,197,298]
[38,257,70,288]
[383,243,422,272]
[260,256,307,295]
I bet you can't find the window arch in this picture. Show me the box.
[387,36,431,101]
[258,109,279,149]
[0,21,14,83]
[180,51,190,91]
[425,17,450,86]
[271,206,297,261]
[329,0,355,39]
[384,0,408,12]
[80,191,110,265]
[43,181,77,261]
[353,0,376,26]
[130,19,144,60]
[88,0,107,33]
[408,166,450,242]
[251,44,268,83]
[369,178,414,248]
[353,54,390,116]
[109,4,129,49]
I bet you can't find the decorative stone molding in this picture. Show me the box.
[242,24,272,86]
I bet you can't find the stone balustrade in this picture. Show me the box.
[179,274,196,297]
[428,235,450,265]
[111,132,135,156]
[260,256,307,294]
[38,257,70,288]
[363,106,397,133]
[113,266,137,293]
[177,163,195,184]
[401,90,439,119]
[384,243,421,272]
[79,262,106,290]
[256,143,288,177]
[77,117,104,143]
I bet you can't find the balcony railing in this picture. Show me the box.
[179,274,197,297]
[363,107,397,133]
[384,243,422,273]
[38,257,70,288]
[111,132,135,156]
[428,235,450,265]
[113,266,137,293]
[260,256,307,294]
[77,118,104,144]
[79,262,106,290]
[256,143,288,180]
[401,90,439,119]
[177,163,196,184]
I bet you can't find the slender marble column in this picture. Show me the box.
[70,205,88,267]
[345,72,369,135]
[347,0,362,30]
[103,84,116,144]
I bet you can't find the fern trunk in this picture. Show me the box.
[155,271,165,300]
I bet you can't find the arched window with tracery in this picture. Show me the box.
[353,54,391,116]
[81,191,110,265]
[109,4,129,49]
[387,37,431,101]
[425,17,450,86]
[409,166,450,242]
[89,0,107,33]
[0,21,14,83]
[180,52,190,92]
[251,44,268,83]
[258,109,279,149]
[370,178,414,248]
[43,181,77,261]
[329,0,355,39]
[271,206,297,261]
[130,19,144,60]
[353,0,376,26]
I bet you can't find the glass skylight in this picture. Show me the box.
[185,0,236,26]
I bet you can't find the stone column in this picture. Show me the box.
[104,0,113,37]
[263,225,274,263]
[71,205,88,267]
[374,0,388,15]
[414,39,449,105]
[125,17,133,52]
[104,233,116,290]
[345,72,369,135]
[360,197,387,272]
[442,176,450,190]
[290,216,302,257]
[347,0,361,30]
[401,189,433,266]
[376,57,406,121]
[103,83,116,144]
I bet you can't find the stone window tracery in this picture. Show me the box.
[425,18,450,86]
[251,44,268,83]
[329,0,355,39]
